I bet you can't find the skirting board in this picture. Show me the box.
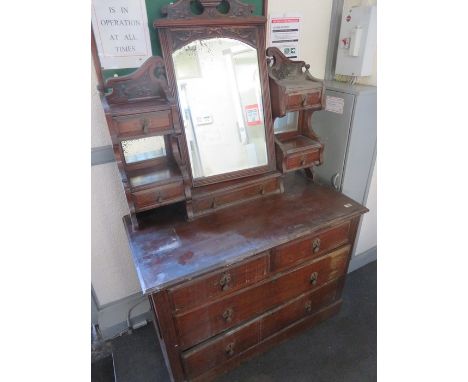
[348,246,377,273]
[97,292,153,340]
[96,246,377,340]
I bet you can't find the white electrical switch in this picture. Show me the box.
[349,26,362,57]
[335,5,376,77]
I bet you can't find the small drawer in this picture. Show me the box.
[286,90,321,110]
[132,181,184,211]
[174,245,350,350]
[285,149,321,171]
[113,110,173,138]
[169,254,269,313]
[271,222,351,272]
[181,278,342,379]
[303,91,322,107]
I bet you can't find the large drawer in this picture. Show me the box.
[169,254,269,313]
[174,245,350,350]
[271,221,351,271]
[182,278,343,379]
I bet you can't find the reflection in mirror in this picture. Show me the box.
[274,112,299,134]
[122,136,166,164]
[173,38,268,180]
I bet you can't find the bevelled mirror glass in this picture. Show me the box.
[274,111,299,134]
[122,136,166,164]
[173,38,268,180]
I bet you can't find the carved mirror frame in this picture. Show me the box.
[155,0,276,187]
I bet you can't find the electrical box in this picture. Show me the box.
[312,81,376,257]
[335,5,376,77]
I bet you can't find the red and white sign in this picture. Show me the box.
[245,104,262,126]
[271,18,300,24]
[269,14,302,59]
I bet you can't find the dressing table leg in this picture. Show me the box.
[304,167,315,181]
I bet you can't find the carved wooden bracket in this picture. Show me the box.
[266,47,320,83]
[105,56,170,104]
[161,0,254,19]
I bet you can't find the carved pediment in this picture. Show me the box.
[171,26,257,51]
[161,0,254,20]
[105,56,169,104]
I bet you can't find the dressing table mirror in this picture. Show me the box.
[173,38,268,181]
[98,1,368,380]
[154,0,282,220]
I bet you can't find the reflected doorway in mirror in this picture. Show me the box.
[172,38,268,180]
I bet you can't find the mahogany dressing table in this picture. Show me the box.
[99,1,367,380]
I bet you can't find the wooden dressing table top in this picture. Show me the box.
[124,174,367,294]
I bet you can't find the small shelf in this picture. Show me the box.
[275,134,323,174]
[278,135,322,154]
[128,162,183,190]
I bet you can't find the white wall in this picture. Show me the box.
[91,66,112,148]
[91,163,141,305]
[91,66,142,306]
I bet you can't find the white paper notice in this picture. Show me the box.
[325,96,345,114]
[92,0,152,69]
[269,14,301,59]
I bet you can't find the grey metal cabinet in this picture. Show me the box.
[312,81,376,206]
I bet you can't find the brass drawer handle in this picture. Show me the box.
[312,238,321,253]
[222,308,234,323]
[157,193,163,203]
[211,199,217,209]
[225,342,235,356]
[260,187,265,195]
[310,272,318,286]
[141,118,149,133]
[305,300,312,313]
[302,95,308,107]
[300,156,307,166]
[219,272,232,291]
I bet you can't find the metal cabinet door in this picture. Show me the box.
[311,90,355,190]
